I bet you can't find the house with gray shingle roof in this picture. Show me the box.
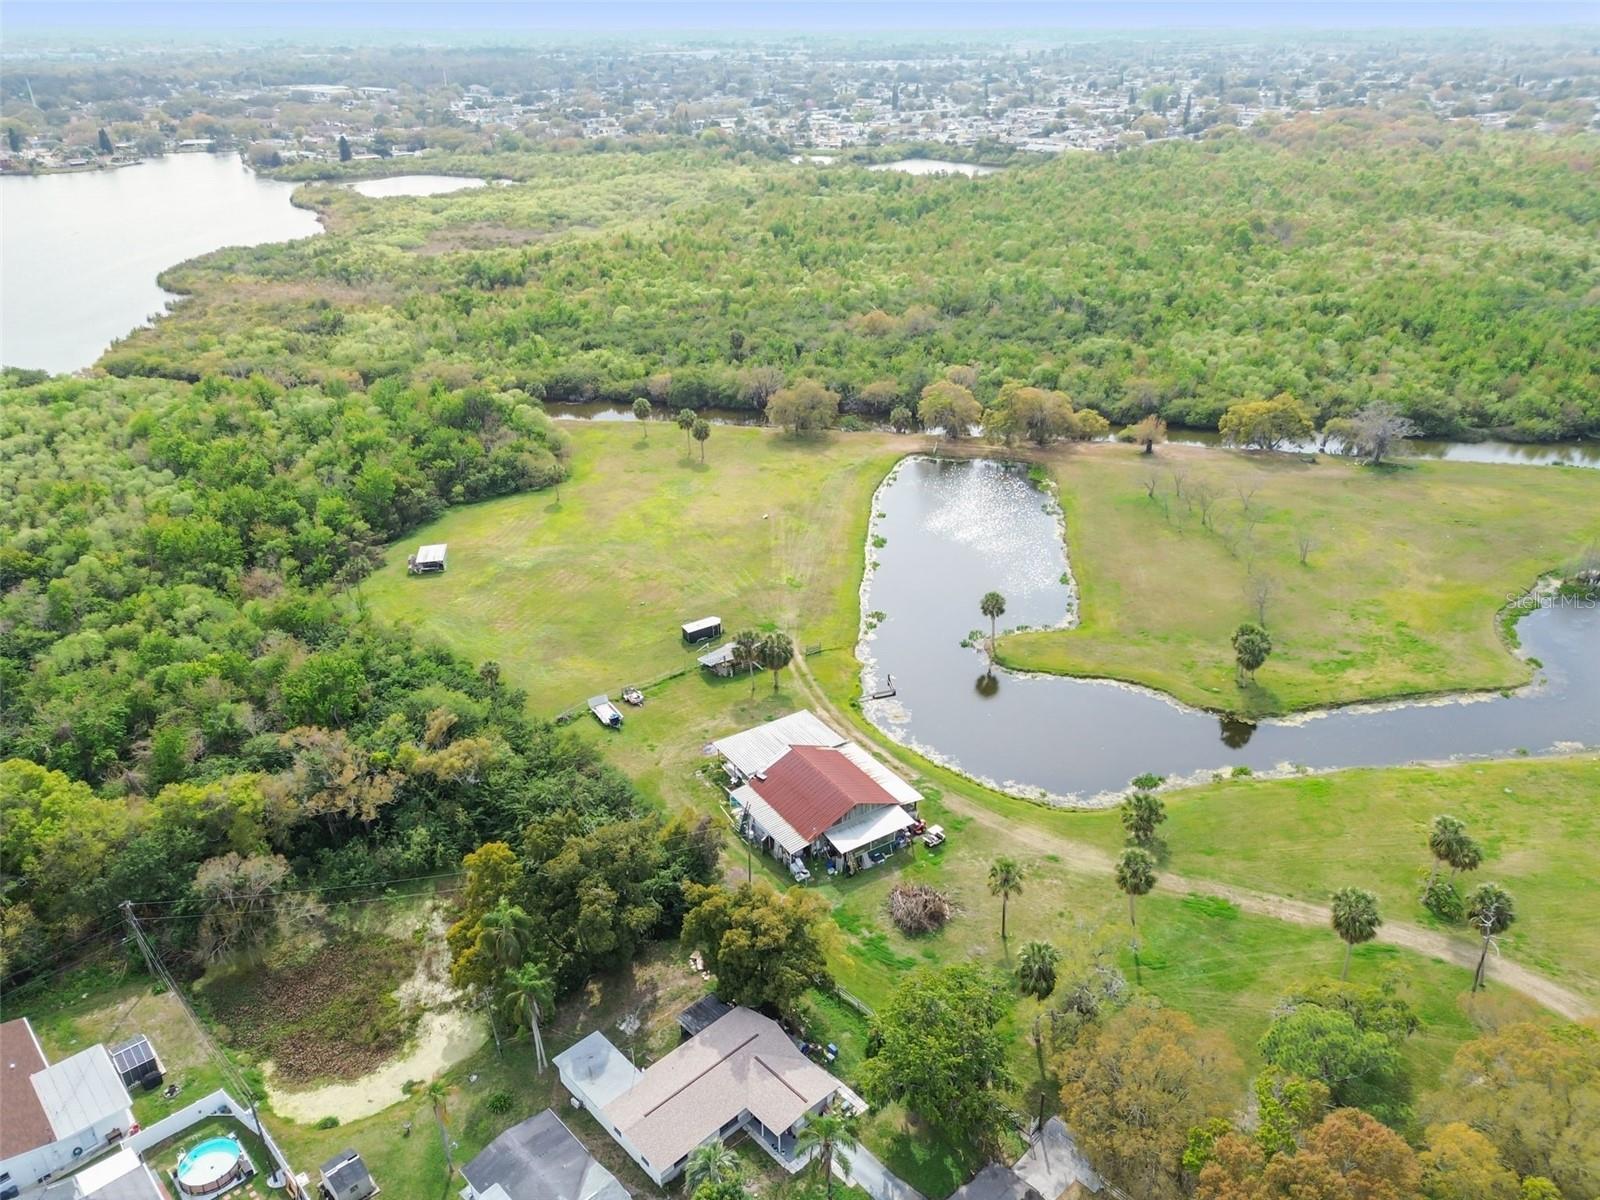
[459,1111,625,1200]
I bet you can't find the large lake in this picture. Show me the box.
[860,456,1600,804]
[1,154,321,374]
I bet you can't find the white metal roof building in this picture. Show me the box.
[31,1046,130,1142]
[711,710,845,778]
[415,544,447,567]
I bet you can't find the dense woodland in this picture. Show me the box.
[103,110,1600,441]
[0,369,670,982]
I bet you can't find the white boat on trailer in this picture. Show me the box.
[588,694,624,728]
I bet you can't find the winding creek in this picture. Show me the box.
[859,456,1600,805]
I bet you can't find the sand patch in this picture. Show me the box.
[266,1007,486,1123]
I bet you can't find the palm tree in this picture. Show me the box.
[1016,940,1060,1001]
[1016,939,1061,1123]
[1115,847,1157,927]
[677,407,697,454]
[1120,792,1166,847]
[477,899,533,972]
[425,1079,454,1186]
[979,591,1006,659]
[988,856,1024,940]
[1466,882,1516,993]
[1426,814,1466,884]
[1447,834,1484,878]
[683,1143,741,1193]
[732,628,762,697]
[693,418,711,462]
[501,959,556,1072]
[1329,887,1382,980]
[759,631,794,694]
[633,396,652,430]
[796,1110,859,1198]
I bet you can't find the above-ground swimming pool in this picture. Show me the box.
[174,1137,248,1196]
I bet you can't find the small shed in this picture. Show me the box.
[109,1034,164,1092]
[319,1150,378,1200]
[408,543,447,574]
[681,616,722,644]
[697,643,739,677]
[676,994,733,1041]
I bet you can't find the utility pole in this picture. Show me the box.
[120,902,275,1185]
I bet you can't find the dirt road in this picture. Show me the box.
[792,654,1595,1022]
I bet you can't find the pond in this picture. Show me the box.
[1168,429,1600,470]
[859,456,1600,805]
[868,158,1001,176]
[547,401,766,425]
[348,174,489,197]
[1,154,322,375]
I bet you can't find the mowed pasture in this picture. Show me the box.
[1005,443,1600,715]
[363,423,912,713]
[1061,756,1600,999]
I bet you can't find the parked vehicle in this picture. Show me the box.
[588,695,624,728]
[787,857,812,883]
[919,824,946,848]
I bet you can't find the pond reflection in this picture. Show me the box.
[860,456,1600,802]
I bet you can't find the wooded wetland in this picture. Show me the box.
[4,97,1599,1200]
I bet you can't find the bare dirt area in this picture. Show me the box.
[266,1007,487,1123]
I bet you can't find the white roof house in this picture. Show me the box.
[416,544,447,567]
[553,1031,643,1111]
[31,1046,129,1141]
[711,710,845,777]
[0,1019,135,1193]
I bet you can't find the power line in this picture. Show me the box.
[125,868,469,906]
[120,901,260,1113]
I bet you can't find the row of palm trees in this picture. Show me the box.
[986,805,1519,1002]
[728,628,794,695]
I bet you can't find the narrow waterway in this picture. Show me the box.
[859,456,1600,804]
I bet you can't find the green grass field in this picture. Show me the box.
[574,670,1551,1107]
[363,423,910,714]
[1004,442,1600,715]
[1058,756,1600,997]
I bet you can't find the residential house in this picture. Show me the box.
[1,1019,136,1196]
[713,711,921,873]
[948,1118,1102,1200]
[459,1111,624,1200]
[37,1148,168,1200]
[555,1007,845,1186]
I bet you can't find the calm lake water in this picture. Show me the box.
[349,175,488,197]
[868,158,1001,176]
[1169,429,1600,469]
[549,405,1597,469]
[1,154,321,375]
[860,457,1600,804]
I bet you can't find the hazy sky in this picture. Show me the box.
[5,1,1597,34]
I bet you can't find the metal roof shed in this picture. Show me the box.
[409,543,447,573]
[681,616,722,643]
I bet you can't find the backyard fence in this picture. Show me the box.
[129,1090,305,1200]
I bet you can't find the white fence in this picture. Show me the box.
[129,1091,306,1199]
